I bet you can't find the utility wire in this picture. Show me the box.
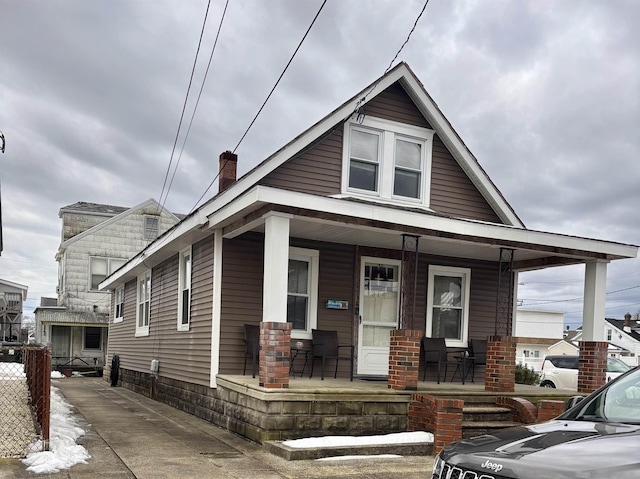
[353,0,430,119]
[189,0,328,214]
[157,0,213,216]
[162,0,230,214]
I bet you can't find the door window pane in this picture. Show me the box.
[431,275,464,340]
[288,259,310,331]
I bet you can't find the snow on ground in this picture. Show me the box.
[282,431,434,448]
[21,377,90,474]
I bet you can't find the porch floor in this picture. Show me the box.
[218,374,577,403]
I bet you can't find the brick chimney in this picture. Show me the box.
[219,150,238,193]
[624,312,632,333]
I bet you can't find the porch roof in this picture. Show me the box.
[101,185,638,290]
[34,308,109,326]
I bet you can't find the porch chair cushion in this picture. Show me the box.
[243,324,260,378]
[310,329,354,381]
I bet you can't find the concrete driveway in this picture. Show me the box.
[3,377,434,479]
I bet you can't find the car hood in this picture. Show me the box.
[440,420,640,479]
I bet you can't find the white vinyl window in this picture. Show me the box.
[90,257,127,291]
[136,270,151,337]
[114,286,124,323]
[287,247,319,340]
[144,215,159,241]
[342,116,433,206]
[425,265,471,348]
[177,248,192,331]
[90,258,108,291]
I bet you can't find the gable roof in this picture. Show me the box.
[60,198,180,250]
[606,317,640,343]
[0,278,28,298]
[59,201,129,218]
[100,63,638,290]
[207,62,523,228]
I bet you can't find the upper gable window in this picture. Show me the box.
[144,216,159,241]
[342,117,434,206]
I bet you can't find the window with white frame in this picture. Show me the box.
[144,215,159,241]
[90,258,108,291]
[342,116,434,205]
[89,257,127,291]
[136,270,151,337]
[287,247,319,340]
[114,286,124,323]
[177,248,192,331]
[607,329,612,341]
[426,265,471,348]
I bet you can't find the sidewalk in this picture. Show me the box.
[3,377,434,479]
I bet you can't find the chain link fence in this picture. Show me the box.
[0,344,51,458]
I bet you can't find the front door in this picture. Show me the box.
[357,258,401,376]
[51,325,71,360]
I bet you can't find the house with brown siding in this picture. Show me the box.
[100,63,637,441]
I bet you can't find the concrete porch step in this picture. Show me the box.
[463,405,513,422]
[263,438,433,461]
[462,420,522,439]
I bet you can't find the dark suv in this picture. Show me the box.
[431,365,640,478]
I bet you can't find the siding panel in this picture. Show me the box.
[430,136,503,223]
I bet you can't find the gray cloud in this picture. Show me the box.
[1,0,638,323]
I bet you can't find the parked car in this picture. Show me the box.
[539,354,630,389]
[431,365,640,478]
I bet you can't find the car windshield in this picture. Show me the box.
[563,367,640,424]
[607,357,631,373]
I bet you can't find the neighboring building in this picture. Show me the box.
[35,199,180,373]
[603,315,640,365]
[0,278,28,342]
[514,309,565,370]
[100,63,637,436]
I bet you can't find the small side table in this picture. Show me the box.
[290,347,309,378]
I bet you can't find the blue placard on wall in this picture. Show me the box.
[326,300,349,310]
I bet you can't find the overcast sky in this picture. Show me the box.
[1,0,638,329]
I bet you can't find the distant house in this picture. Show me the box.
[99,63,637,440]
[514,309,566,370]
[0,279,28,342]
[603,316,640,365]
[34,199,180,373]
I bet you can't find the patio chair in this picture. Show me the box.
[469,339,487,383]
[421,337,459,384]
[243,324,260,378]
[310,329,354,381]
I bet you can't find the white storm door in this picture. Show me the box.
[357,258,401,376]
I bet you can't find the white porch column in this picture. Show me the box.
[262,212,292,324]
[582,260,608,341]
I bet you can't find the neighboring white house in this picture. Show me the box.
[0,278,28,342]
[601,316,640,366]
[35,199,180,373]
[514,309,566,370]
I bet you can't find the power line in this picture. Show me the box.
[189,0,328,214]
[157,0,213,215]
[353,0,430,119]
[162,0,230,213]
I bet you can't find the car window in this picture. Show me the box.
[553,357,579,369]
[564,367,640,424]
[606,357,631,373]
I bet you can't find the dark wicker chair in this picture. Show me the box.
[469,338,488,383]
[310,329,354,381]
[421,336,459,384]
[243,324,260,378]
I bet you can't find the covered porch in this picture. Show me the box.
[209,186,637,393]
